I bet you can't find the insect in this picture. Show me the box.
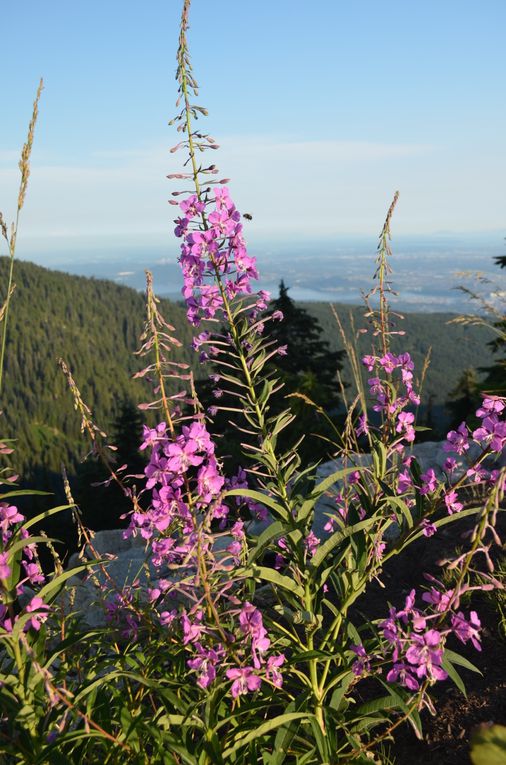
[243,213,253,221]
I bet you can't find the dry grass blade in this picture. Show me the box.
[0,79,44,397]
[0,284,16,323]
[17,78,44,214]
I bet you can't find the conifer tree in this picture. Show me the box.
[447,367,480,428]
[261,280,345,462]
[479,249,506,397]
[75,399,146,530]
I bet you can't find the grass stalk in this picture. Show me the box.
[0,79,43,396]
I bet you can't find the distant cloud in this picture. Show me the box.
[0,150,20,166]
[0,135,504,257]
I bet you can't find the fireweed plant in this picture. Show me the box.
[0,2,505,763]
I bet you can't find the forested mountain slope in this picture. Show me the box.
[0,258,196,483]
[0,258,496,485]
[307,302,494,409]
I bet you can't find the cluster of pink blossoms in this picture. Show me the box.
[123,416,284,697]
[182,601,285,696]
[0,502,49,634]
[174,187,261,326]
[445,396,506,458]
[125,419,225,548]
[353,587,482,692]
[360,352,506,529]
[362,352,420,422]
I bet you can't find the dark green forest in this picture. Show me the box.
[306,302,495,409]
[0,257,197,489]
[0,256,497,503]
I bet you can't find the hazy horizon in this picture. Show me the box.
[3,230,504,315]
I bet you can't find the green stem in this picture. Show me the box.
[0,216,19,396]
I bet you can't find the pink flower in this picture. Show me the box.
[23,561,45,585]
[0,604,13,632]
[443,422,470,455]
[180,193,205,218]
[226,667,262,698]
[443,457,457,473]
[476,396,505,419]
[387,662,419,691]
[266,654,285,687]
[181,611,204,645]
[421,519,437,537]
[197,459,225,503]
[351,644,371,676]
[362,355,376,372]
[422,587,453,613]
[0,552,10,580]
[397,470,413,494]
[140,422,167,450]
[355,414,369,438]
[405,630,447,681]
[379,352,398,374]
[187,643,222,688]
[444,490,463,515]
[25,597,50,632]
[396,411,415,443]
[473,416,506,453]
[0,503,24,544]
[304,531,320,556]
[420,468,438,495]
[451,611,481,651]
[466,465,489,484]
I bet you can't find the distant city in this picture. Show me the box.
[11,233,506,315]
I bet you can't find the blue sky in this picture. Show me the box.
[1,0,505,263]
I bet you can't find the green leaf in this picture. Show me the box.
[6,535,58,559]
[238,565,304,598]
[371,440,387,480]
[396,506,486,551]
[22,503,75,531]
[222,713,314,758]
[248,521,285,563]
[382,496,414,528]
[225,488,290,521]
[0,490,52,500]
[311,517,376,568]
[36,562,98,604]
[328,671,355,711]
[266,692,311,765]
[297,466,364,524]
[441,655,467,696]
[285,649,334,664]
[470,724,506,765]
[72,670,125,704]
[355,694,396,716]
[444,649,482,675]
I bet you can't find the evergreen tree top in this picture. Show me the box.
[264,281,345,382]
